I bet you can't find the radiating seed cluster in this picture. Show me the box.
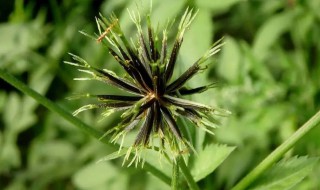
[65,8,230,164]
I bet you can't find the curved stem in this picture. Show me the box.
[0,69,171,186]
[175,91,199,190]
[178,156,200,190]
[232,109,320,190]
[172,156,180,190]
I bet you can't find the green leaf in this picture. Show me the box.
[196,0,243,14]
[0,21,47,61]
[291,12,314,46]
[217,36,241,83]
[249,156,319,190]
[3,93,21,127]
[118,0,184,34]
[101,0,127,14]
[3,92,37,133]
[253,11,295,61]
[180,10,213,74]
[151,0,185,25]
[191,144,236,182]
[37,140,76,161]
[72,162,120,190]
[146,174,171,190]
[141,148,172,177]
[0,140,21,170]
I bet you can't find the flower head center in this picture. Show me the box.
[147,91,159,101]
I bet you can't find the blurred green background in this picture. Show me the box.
[1,0,320,189]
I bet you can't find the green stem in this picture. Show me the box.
[0,69,171,186]
[174,91,200,190]
[232,109,320,190]
[172,156,180,190]
[178,156,200,190]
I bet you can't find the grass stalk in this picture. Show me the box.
[172,155,180,190]
[178,156,200,190]
[232,109,320,190]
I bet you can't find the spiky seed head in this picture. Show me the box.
[65,7,230,166]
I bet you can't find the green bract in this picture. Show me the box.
[65,8,230,164]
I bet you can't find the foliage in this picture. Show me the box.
[249,156,318,190]
[1,0,320,189]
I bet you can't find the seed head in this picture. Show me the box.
[65,8,230,165]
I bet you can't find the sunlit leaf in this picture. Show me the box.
[191,144,236,181]
[249,156,319,190]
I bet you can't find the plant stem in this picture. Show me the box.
[232,109,320,190]
[172,156,180,190]
[174,94,199,190]
[178,156,200,190]
[0,69,171,186]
